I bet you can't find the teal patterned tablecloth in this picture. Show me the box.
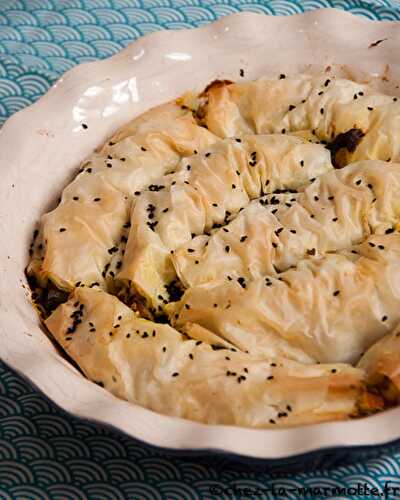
[2,1,400,499]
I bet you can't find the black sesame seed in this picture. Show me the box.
[367,107,373,111]
[225,245,230,253]
[267,375,274,380]
[141,146,147,151]
[355,179,362,185]
[333,290,340,296]
[369,242,376,247]
[82,123,88,129]
[331,369,337,373]
[382,316,388,322]
[162,347,166,352]
[378,245,385,250]
[239,68,244,77]
[332,217,338,222]
[240,236,247,242]
[73,196,79,201]
[300,160,304,167]
[320,108,324,115]
[172,372,179,377]
[385,228,394,234]
[93,197,101,202]
[59,228,66,232]
[279,74,286,79]
[288,104,296,111]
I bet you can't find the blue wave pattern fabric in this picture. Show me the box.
[2,1,400,498]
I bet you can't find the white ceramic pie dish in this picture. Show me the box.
[2,8,400,463]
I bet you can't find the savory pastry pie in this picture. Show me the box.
[27,73,400,428]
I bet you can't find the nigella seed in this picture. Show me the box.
[172,372,179,377]
[382,315,388,322]
[59,228,66,232]
[82,123,88,129]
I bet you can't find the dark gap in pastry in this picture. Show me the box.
[26,272,70,318]
[356,374,400,417]
[164,279,185,302]
[326,128,365,168]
